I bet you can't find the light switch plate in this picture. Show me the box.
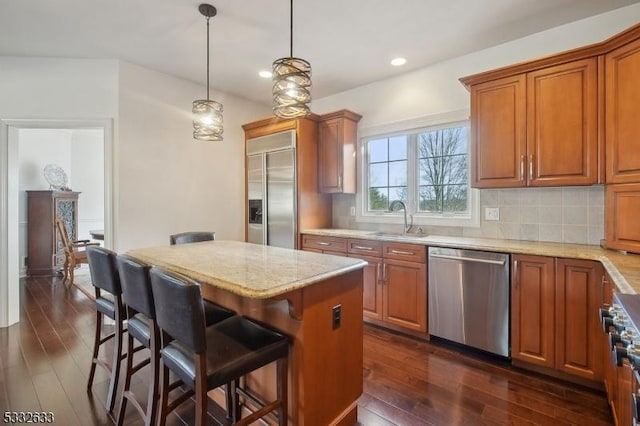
[484,207,500,221]
[350,206,356,216]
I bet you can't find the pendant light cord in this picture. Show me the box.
[206,15,210,101]
[289,0,293,58]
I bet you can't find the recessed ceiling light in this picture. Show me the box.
[259,70,272,78]
[391,57,407,66]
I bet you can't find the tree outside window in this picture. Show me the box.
[418,126,468,213]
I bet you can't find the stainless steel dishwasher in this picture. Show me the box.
[428,247,510,357]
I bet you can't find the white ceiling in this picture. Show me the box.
[0,0,637,105]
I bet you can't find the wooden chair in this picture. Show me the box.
[55,214,99,288]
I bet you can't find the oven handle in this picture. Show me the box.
[430,253,506,265]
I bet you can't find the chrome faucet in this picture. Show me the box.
[389,200,413,233]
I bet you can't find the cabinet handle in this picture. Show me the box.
[376,263,382,284]
[513,260,518,288]
[338,174,342,189]
[382,263,387,283]
[353,245,373,251]
[520,155,525,181]
[529,155,534,181]
[390,249,413,256]
[317,241,330,246]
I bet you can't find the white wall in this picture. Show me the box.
[0,57,118,327]
[70,129,105,241]
[311,3,640,126]
[116,62,270,252]
[313,4,640,245]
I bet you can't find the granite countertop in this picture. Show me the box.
[127,240,366,298]
[302,228,640,294]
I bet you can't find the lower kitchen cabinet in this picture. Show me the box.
[383,257,427,332]
[351,253,383,321]
[511,255,555,368]
[300,234,347,254]
[301,234,428,334]
[512,254,605,383]
[555,258,604,381]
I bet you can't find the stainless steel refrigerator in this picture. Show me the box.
[247,130,297,249]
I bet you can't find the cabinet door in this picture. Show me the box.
[349,254,383,321]
[382,258,427,332]
[606,38,640,183]
[511,255,555,367]
[318,118,344,193]
[555,258,603,381]
[470,75,526,188]
[605,183,640,253]
[527,58,598,186]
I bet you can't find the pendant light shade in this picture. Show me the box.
[193,3,223,141]
[272,0,311,118]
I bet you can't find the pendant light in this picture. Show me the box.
[272,0,312,118]
[193,3,223,141]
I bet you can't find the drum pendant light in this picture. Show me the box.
[272,0,312,118]
[193,3,223,141]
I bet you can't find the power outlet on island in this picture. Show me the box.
[484,207,500,221]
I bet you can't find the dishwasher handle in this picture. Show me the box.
[429,253,506,266]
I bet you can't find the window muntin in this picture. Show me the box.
[362,121,474,224]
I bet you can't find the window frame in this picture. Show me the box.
[356,114,479,228]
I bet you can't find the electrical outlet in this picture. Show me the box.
[349,206,356,216]
[484,207,500,221]
[332,304,342,329]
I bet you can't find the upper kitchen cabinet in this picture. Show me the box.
[317,110,362,194]
[606,36,640,184]
[470,75,526,188]
[463,57,599,188]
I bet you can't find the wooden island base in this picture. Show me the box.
[200,269,364,426]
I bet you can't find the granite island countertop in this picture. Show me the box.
[302,228,640,294]
[127,240,366,298]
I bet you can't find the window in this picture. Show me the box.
[359,120,478,227]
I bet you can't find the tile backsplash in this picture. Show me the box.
[332,186,604,246]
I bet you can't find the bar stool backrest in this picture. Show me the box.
[117,255,155,319]
[149,267,207,354]
[169,232,215,245]
[87,246,122,295]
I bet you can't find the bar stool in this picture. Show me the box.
[149,267,290,426]
[115,255,235,426]
[86,246,126,414]
[169,231,215,245]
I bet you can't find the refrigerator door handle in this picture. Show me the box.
[261,153,268,245]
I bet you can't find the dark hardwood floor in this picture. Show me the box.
[0,276,613,425]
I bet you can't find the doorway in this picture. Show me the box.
[0,119,114,328]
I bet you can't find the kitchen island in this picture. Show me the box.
[127,240,366,426]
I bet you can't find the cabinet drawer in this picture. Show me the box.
[347,239,382,257]
[301,235,347,253]
[382,243,426,263]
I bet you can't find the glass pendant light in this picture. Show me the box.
[193,3,223,141]
[272,0,312,118]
